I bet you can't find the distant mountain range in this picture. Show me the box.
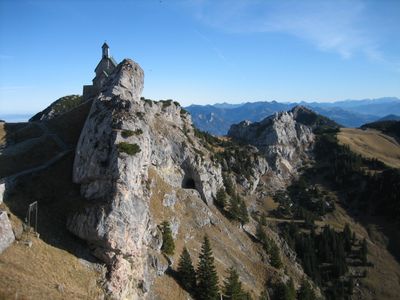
[378,114,400,122]
[185,97,400,135]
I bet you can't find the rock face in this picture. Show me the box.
[67,59,223,299]
[0,182,5,204]
[228,107,315,188]
[0,211,15,254]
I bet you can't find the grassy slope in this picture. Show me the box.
[0,211,102,300]
[310,129,400,299]
[147,167,286,299]
[337,128,400,168]
[0,102,103,299]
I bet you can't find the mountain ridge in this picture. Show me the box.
[186,97,400,135]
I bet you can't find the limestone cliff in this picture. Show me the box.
[228,107,315,188]
[67,59,224,299]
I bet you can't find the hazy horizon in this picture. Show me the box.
[1,96,399,123]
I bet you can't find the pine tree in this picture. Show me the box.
[361,238,368,265]
[161,221,175,255]
[223,174,235,196]
[270,241,283,269]
[223,267,244,300]
[297,279,316,300]
[260,212,267,226]
[229,193,241,220]
[273,279,295,300]
[259,290,269,300]
[348,277,354,295]
[215,188,227,210]
[177,247,196,292]
[197,235,220,300]
[287,278,295,300]
[256,223,267,243]
[239,198,249,224]
[343,223,352,253]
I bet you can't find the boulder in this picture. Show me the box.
[0,211,15,254]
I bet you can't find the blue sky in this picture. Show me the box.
[0,0,399,116]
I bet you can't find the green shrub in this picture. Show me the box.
[136,112,145,119]
[141,97,154,107]
[121,129,143,138]
[161,99,173,109]
[161,221,175,256]
[117,142,141,156]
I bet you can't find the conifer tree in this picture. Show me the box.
[287,278,296,300]
[260,290,269,300]
[223,267,244,300]
[273,280,295,300]
[177,247,196,292]
[269,242,283,269]
[343,223,352,253]
[229,193,241,220]
[297,279,316,300]
[256,223,267,244]
[161,221,175,255]
[239,198,249,224]
[223,174,235,196]
[348,277,354,295]
[215,188,227,210]
[361,238,368,265]
[197,235,220,300]
[260,212,267,226]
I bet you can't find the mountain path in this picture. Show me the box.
[0,121,73,184]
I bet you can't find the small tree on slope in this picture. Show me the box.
[177,247,196,293]
[197,235,220,300]
[223,267,246,300]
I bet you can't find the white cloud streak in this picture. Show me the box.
[185,0,383,60]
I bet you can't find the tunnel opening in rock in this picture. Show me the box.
[182,177,196,189]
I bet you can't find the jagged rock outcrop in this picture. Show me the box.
[67,59,224,299]
[0,211,15,254]
[228,106,315,188]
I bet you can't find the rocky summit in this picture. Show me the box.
[228,107,315,188]
[68,58,225,298]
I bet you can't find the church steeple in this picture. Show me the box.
[102,42,110,58]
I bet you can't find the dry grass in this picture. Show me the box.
[0,122,5,146]
[151,274,191,300]
[0,230,102,300]
[338,128,400,168]
[263,196,279,212]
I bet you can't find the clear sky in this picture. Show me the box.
[0,0,399,115]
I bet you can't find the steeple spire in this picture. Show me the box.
[102,42,110,58]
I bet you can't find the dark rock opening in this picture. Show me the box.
[182,177,196,189]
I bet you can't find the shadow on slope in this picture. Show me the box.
[1,100,98,262]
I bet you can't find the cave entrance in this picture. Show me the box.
[182,177,196,189]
